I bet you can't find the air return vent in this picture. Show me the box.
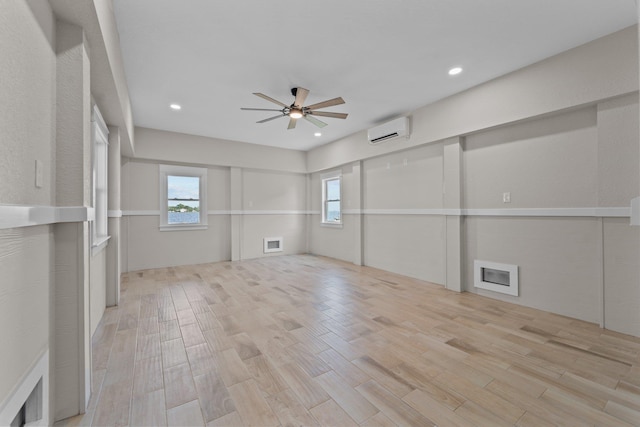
[263,237,283,254]
[474,260,518,296]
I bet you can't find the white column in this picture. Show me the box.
[230,167,243,261]
[443,138,463,292]
[352,161,364,266]
[53,21,92,421]
[305,173,312,254]
[106,126,121,306]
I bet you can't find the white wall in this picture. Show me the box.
[90,251,107,336]
[598,93,640,335]
[309,164,358,262]
[307,26,638,173]
[1,2,133,423]
[122,160,231,271]
[463,108,598,209]
[304,26,640,335]
[0,1,55,422]
[240,170,308,260]
[464,217,602,322]
[134,127,307,173]
[363,144,445,283]
[121,140,310,270]
[461,107,603,323]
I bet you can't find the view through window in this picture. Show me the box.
[323,176,341,224]
[159,164,207,230]
[168,175,200,224]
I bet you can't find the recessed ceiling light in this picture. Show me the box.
[170,103,182,110]
[314,132,322,137]
[448,67,463,76]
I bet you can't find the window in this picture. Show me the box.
[92,105,109,252]
[159,164,207,230]
[322,171,342,225]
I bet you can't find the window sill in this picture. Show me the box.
[91,235,110,256]
[160,224,208,232]
[321,222,343,229]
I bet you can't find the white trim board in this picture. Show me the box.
[360,209,462,216]
[357,207,631,217]
[0,205,91,230]
[2,205,631,230]
[121,210,313,216]
[463,207,630,217]
[116,207,635,218]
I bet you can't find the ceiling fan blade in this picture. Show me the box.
[287,118,297,130]
[293,87,309,108]
[257,114,285,123]
[307,111,348,119]
[241,108,283,112]
[306,97,345,111]
[253,93,288,108]
[303,114,328,128]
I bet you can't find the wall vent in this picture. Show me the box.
[0,351,48,426]
[474,260,518,296]
[263,236,283,254]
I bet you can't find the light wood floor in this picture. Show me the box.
[57,254,640,426]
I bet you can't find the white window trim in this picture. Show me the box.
[91,105,110,254]
[159,164,208,231]
[321,169,342,227]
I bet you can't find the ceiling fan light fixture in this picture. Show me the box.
[242,88,347,129]
[289,108,303,119]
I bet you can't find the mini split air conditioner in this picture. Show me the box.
[367,117,410,144]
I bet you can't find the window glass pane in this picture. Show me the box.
[326,201,341,222]
[167,175,200,224]
[168,175,200,200]
[326,178,340,200]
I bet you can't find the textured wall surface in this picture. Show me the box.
[0,1,55,414]
[0,227,51,409]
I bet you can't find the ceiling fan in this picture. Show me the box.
[241,87,348,130]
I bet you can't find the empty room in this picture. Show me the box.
[2,0,640,426]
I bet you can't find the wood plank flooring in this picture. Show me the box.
[56,254,640,426]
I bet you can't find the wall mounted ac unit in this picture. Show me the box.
[367,117,410,144]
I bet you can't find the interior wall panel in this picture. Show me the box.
[364,215,445,284]
[463,107,598,209]
[603,218,640,335]
[126,215,231,271]
[464,216,601,323]
[241,215,307,260]
[308,165,357,263]
[309,214,356,263]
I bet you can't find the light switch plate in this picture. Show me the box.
[35,160,43,188]
[503,192,511,203]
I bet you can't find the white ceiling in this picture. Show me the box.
[113,0,637,152]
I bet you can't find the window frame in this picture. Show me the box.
[91,105,110,254]
[159,164,208,231]
[321,170,342,227]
